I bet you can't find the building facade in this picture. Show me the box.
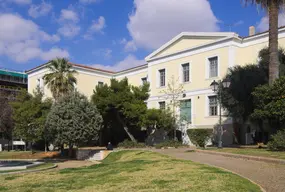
[0,69,27,100]
[0,69,27,151]
[26,27,285,145]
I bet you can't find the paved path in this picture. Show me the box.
[56,160,100,170]
[151,148,285,192]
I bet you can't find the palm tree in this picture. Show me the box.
[43,58,78,101]
[244,0,285,85]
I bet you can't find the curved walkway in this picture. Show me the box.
[152,148,285,192]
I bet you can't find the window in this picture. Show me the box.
[182,63,190,82]
[180,99,191,122]
[37,78,40,87]
[209,96,218,116]
[209,57,218,78]
[98,81,104,87]
[141,77,147,84]
[159,101,166,110]
[159,69,165,87]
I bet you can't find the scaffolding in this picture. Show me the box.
[0,69,27,100]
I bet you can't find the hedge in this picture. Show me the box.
[187,129,212,148]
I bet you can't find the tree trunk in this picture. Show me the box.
[68,144,73,158]
[172,102,177,141]
[31,142,34,154]
[268,1,280,85]
[115,112,136,142]
[60,144,64,156]
[258,119,264,143]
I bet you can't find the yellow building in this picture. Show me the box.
[26,26,285,145]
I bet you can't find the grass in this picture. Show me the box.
[0,150,262,192]
[0,162,55,173]
[205,147,285,160]
[0,151,31,159]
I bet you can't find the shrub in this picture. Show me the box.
[155,140,185,149]
[117,140,146,148]
[268,130,285,151]
[187,129,212,148]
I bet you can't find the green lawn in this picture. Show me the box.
[0,150,261,192]
[0,151,31,159]
[205,148,285,160]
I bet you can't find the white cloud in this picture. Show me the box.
[0,13,68,63]
[257,13,285,32]
[28,1,52,18]
[84,16,106,39]
[127,0,219,50]
[59,9,79,23]
[90,16,105,32]
[92,48,112,59]
[79,0,100,4]
[118,38,137,52]
[91,54,145,72]
[58,24,81,38]
[124,40,137,52]
[57,8,81,38]
[103,49,112,59]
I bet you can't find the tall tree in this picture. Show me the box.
[92,78,150,143]
[244,0,285,84]
[252,76,285,132]
[0,97,13,149]
[160,75,185,140]
[46,91,103,156]
[258,47,285,78]
[43,58,78,101]
[218,65,266,143]
[10,88,52,153]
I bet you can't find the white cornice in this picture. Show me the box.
[115,68,148,79]
[147,88,213,102]
[147,29,285,67]
[145,32,238,61]
[148,37,239,66]
[73,66,113,78]
[115,65,148,77]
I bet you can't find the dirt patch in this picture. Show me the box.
[56,160,100,170]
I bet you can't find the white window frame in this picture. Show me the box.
[158,101,166,110]
[98,81,104,87]
[205,55,220,79]
[141,77,147,85]
[180,62,191,83]
[205,94,220,117]
[157,68,166,88]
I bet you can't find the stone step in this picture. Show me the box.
[88,151,103,161]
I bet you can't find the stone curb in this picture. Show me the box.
[195,149,285,165]
[0,164,58,175]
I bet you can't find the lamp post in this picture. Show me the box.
[210,78,231,148]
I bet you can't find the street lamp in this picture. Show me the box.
[210,78,231,148]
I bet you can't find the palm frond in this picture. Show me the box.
[43,57,77,100]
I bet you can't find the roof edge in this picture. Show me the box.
[26,62,148,76]
[145,32,238,61]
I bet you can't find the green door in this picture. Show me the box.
[180,99,191,123]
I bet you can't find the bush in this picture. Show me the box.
[187,129,212,148]
[268,130,285,151]
[117,140,146,148]
[155,140,185,149]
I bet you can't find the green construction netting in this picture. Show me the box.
[0,70,27,78]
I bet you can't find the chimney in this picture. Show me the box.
[249,26,255,36]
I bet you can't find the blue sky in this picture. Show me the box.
[0,0,281,72]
